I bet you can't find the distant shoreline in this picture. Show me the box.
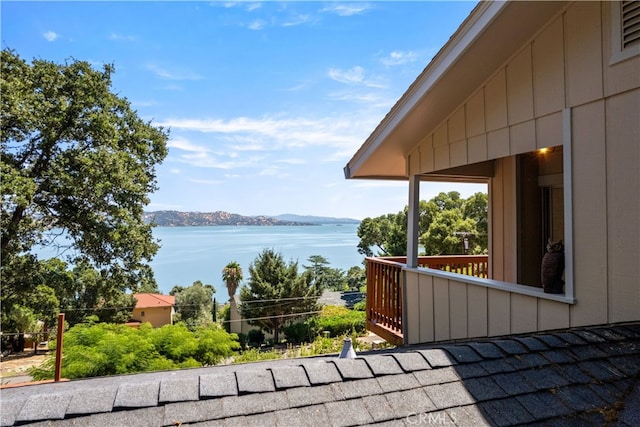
[143,210,360,227]
[152,223,321,227]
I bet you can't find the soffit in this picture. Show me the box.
[345,1,569,180]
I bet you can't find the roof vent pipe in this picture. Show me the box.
[338,337,357,359]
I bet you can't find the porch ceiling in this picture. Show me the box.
[344,1,568,180]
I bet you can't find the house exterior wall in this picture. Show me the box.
[228,300,276,340]
[404,2,639,343]
[131,306,174,328]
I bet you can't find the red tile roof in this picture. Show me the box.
[133,293,175,308]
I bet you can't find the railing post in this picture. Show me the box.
[54,313,64,382]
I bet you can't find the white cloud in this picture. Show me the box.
[43,31,59,42]
[189,178,224,185]
[159,115,370,153]
[161,84,184,91]
[328,66,386,89]
[169,168,181,174]
[248,19,266,30]
[329,66,364,84]
[108,33,137,42]
[282,14,310,27]
[381,50,419,67]
[146,64,202,81]
[284,81,309,92]
[168,135,269,170]
[327,90,393,108]
[276,158,306,165]
[220,2,261,12]
[259,166,284,177]
[167,137,209,154]
[131,100,158,107]
[158,112,387,172]
[320,3,372,17]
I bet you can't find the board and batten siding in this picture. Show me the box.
[404,2,639,344]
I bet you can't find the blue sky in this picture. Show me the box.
[2,1,485,220]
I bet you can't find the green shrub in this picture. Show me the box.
[314,306,366,337]
[148,323,199,363]
[233,347,279,363]
[247,329,265,347]
[195,326,240,365]
[352,299,366,311]
[283,306,366,344]
[236,332,248,350]
[283,322,313,344]
[221,304,231,333]
[307,335,343,354]
[29,322,239,380]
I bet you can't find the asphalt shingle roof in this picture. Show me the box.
[1,323,639,426]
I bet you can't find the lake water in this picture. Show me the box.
[150,224,364,294]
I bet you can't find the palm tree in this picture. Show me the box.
[222,261,243,300]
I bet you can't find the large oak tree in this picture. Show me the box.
[1,50,168,337]
[357,191,488,257]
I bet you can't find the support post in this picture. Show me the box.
[54,313,64,382]
[407,175,420,268]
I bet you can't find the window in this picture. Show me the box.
[141,311,145,317]
[611,1,640,63]
[516,147,564,288]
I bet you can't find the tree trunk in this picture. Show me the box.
[273,319,280,344]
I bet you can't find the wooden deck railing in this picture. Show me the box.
[384,255,489,278]
[366,255,489,346]
[366,257,404,346]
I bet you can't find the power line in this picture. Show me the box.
[31,291,365,313]
[220,310,322,324]
[239,291,364,305]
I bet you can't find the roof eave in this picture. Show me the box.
[345,1,506,180]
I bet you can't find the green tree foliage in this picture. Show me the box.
[346,266,366,292]
[1,256,136,352]
[463,192,489,251]
[356,212,407,257]
[170,281,216,330]
[29,321,239,380]
[420,192,482,255]
[303,255,347,291]
[1,49,168,333]
[357,191,488,256]
[239,248,321,343]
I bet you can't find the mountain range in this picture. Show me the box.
[143,211,359,227]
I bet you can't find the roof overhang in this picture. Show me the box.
[344,1,569,180]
